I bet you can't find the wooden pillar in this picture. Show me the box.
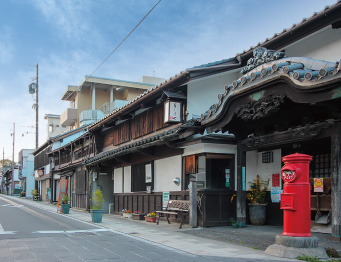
[331,122,341,239]
[236,143,246,226]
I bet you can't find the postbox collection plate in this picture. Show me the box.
[280,193,296,210]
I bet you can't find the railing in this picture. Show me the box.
[98,102,110,114]
[79,110,105,126]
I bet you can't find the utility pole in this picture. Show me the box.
[2,148,4,193]
[35,64,39,150]
[11,122,15,195]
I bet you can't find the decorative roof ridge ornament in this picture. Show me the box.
[241,47,285,74]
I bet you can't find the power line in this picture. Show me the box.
[49,0,162,113]
[87,0,162,80]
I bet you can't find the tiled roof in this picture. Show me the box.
[50,123,90,141]
[191,58,237,69]
[200,57,341,124]
[236,1,341,57]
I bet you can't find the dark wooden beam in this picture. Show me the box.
[137,148,154,156]
[114,155,130,163]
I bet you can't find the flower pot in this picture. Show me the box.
[232,223,239,229]
[123,213,132,218]
[249,204,267,225]
[91,209,104,223]
[145,216,156,223]
[62,204,70,214]
[132,214,145,220]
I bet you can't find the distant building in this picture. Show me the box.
[60,76,163,130]
[18,149,35,198]
[44,114,68,139]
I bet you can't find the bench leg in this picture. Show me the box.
[157,214,160,225]
[179,212,183,229]
[166,214,171,224]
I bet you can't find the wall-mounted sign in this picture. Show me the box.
[145,164,152,183]
[314,178,324,193]
[271,187,281,203]
[164,101,181,123]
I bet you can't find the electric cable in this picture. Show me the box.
[48,0,162,113]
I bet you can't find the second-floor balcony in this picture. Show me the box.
[79,110,105,126]
[60,108,77,126]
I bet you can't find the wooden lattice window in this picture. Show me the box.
[310,154,331,178]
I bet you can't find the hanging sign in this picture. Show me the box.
[314,178,324,193]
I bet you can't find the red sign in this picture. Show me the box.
[272,174,280,187]
[281,170,296,182]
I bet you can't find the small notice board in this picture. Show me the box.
[162,192,170,210]
[314,178,324,193]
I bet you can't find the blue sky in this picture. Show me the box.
[0,0,336,161]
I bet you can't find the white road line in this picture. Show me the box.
[33,229,109,234]
[0,231,16,235]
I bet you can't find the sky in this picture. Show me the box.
[0,0,337,162]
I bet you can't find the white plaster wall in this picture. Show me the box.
[114,167,123,193]
[154,155,182,192]
[183,143,237,156]
[124,166,131,193]
[187,70,240,119]
[246,149,282,190]
[285,26,341,62]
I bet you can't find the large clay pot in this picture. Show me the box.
[249,204,267,225]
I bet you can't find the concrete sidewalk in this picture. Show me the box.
[6,195,337,261]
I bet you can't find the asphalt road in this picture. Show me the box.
[0,196,286,262]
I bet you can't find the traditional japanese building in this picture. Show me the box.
[201,2,341,237]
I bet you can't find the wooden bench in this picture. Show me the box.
[156,200,190,229]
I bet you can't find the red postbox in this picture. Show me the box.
[280,153,313,237]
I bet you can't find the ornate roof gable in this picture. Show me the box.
[241,47,285,74]
[200,48,341,125]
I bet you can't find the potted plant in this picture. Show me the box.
[20,191,26,197]
[122,209,132,218]
[230,218,239,229]
[31,189,39,201]
[132,211,145,220]
[90,189,104,223]
[62,195,71,214]
[145,212,156,223]
[247,175,269,225]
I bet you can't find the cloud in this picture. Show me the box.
[29,0,94,41]
[0,26,14,64]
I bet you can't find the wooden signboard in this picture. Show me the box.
[57,179,68,213]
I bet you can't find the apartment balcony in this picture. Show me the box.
[60,108,77,126]
[79,110,105,126]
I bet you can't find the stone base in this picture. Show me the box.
[265,234,328,259]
